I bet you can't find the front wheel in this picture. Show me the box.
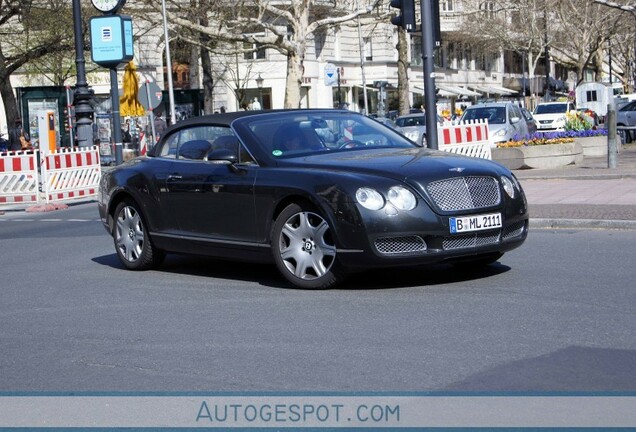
[113,199,164,270]
[272,203,342,289]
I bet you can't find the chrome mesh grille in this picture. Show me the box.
[502,221,525,240]
[426,176,501,211]
[375,236,427,255]
[443,231,501,250]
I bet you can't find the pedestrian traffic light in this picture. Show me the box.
[390,0,416,32]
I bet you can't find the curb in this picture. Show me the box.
[530,218,636,230]
[25,203,70,213]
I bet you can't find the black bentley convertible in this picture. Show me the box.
[98,109,528,289]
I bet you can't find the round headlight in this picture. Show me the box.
[405,131,419,141]
[387,186,417,211]
[356,187,384,210]
[501,176,515,199]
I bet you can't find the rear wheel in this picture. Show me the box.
[113,199,164,270]
[272,203,342,289]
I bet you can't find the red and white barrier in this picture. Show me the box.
[0,150,40,207]
[438,120,491,159]
[40,146,101,203]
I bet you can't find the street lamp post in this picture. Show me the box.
[72,0,94,147]
[594,0,636,91]
[256,73,264,110]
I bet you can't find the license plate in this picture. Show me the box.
[449,212,502,234]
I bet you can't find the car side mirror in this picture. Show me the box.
[206,148,238,164]
[510,116,520,124]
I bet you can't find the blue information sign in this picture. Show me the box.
[90,15,134,68]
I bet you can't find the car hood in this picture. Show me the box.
[280,147,507,188]
[533,112,566,121]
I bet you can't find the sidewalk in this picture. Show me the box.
[515,143,636,230]
[2,144,636,230]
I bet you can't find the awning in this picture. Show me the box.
[436,84,482,97]
[470,85,518,96]
[412,84,481,97]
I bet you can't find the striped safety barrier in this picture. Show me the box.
[0,150,40,207]
[40,146,101,203]
[438,120,492,160]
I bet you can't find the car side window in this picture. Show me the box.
[157,125,256,164]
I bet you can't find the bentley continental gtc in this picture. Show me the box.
[98,109,528,289]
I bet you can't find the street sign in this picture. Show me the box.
[325,63,338,87]
[89,15,134,68]
[139,81,163,110]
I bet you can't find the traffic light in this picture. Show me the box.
[390,0,416,32]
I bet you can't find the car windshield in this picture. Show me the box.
[535,103,568,114]
[461,107,506,124]
[395,116,425,127]
[234,111,416,159]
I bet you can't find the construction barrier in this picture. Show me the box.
[40,146,101,203]
[1,146,102,209]
[0,150,40,207]
[438,120,492,160]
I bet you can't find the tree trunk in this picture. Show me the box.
[284,51,303,108]
[0,73,19,127]
[201,48,214,114]
[396,28,410,115]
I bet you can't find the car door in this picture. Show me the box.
[619,101,636,126]
[162,125,259,243]
[509,104,528,138]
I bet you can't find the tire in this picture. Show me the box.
[272,203,342,289]
[112,199,164,270]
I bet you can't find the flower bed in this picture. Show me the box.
[490,110,609,169]
[497,129,607,149]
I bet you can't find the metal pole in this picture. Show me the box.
[607,103,618,168]
[357,15,369,115]
[65,85,74,147]
[111,68,124,165]
[421,0,439,149]
[72,0,94,147]
[543,1,550,102]
[145,80,157,144]
[161,0,177,125]
[337,68,342,108]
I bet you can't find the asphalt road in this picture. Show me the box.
[1,203,635,392]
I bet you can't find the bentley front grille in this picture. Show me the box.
[442,231,501,250]
[375,235,427,255]
[426,176,501,211]
[502,221,525,240]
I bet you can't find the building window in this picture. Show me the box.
[440,0,454,12]
[411,36,422,66]
[243,34,266,60]
[586,90,598,102]
[480,1,495,18]
[364,37,373,61]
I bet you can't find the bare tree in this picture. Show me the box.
[0,0,76,125]
[456,0,556,81]
[135,0,385,108]
[550,0,620,86]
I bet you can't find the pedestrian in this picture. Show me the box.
[8,118,30,151]
[153,114,167,142]
[251,97,261,110]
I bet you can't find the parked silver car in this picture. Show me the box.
[395,113,443,146]
[617,100,636,143]
[459,102,530,147]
